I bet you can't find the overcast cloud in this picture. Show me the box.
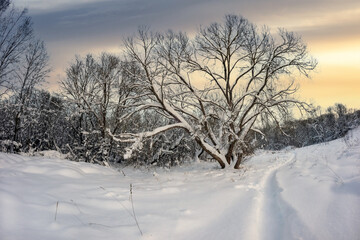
[11,0,360,106]
[17,0,360,40]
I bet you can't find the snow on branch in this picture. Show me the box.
[107,123,187,159]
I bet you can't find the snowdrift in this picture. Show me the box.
[1,129,360,240]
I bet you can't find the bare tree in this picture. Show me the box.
[112,15,317,169]
[61,53,144,164]
[0,1,33,96]
[62,54,97,143]
[12,39,50,142]
[62,53,123,137]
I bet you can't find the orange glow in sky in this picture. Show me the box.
[298,38,360,110]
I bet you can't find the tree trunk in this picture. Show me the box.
[225,141,236,165]
[13,113,21,142]
[195,137,226,168]
[234,153,243,169]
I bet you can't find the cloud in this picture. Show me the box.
[13,0,111,13]
[12,0,360,109]
[20,0,360,40]
[292,9,360,42]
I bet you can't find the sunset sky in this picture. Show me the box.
[13,0,360,110]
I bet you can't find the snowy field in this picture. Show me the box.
[1,129,360,240]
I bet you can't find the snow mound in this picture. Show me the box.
[0,129,360,240]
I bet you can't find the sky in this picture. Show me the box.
[13,0,360,110]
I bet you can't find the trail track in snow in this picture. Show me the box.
[248,152,315,240]
[195,152,306,240]
[242,152,299,240]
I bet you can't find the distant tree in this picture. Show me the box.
[0,1,33,96]
[113,15,317,169]
[12,40,50,142]
[23,90,70,152]
[0,89,74,153]
[61,53,142,164]
[256,102,360,151]
[63,53,121,138]
[0,1,50,152]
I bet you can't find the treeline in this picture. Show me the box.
[1,88,359,166]
[0,88,195,167]
[256,104,360,150]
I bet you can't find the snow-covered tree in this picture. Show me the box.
[61,53,149,164]
[0,0,50,152]
[112,15,317,169]
[61,54,116,164]
[0,89,74,153]
[12,40,49,142]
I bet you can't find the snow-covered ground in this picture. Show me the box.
[1,129,360,240]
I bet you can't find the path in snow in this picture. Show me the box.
[252,152,314,240]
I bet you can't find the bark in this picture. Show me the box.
[13,104,24,143]
[13,114,21,142]
[234,153,243,169]
[195,136,226,168]
[225,140,237,165]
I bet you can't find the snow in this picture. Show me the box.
[1,129,360,240]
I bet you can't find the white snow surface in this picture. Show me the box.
[1,129,360,240]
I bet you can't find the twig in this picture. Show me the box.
[130,183,143,236]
